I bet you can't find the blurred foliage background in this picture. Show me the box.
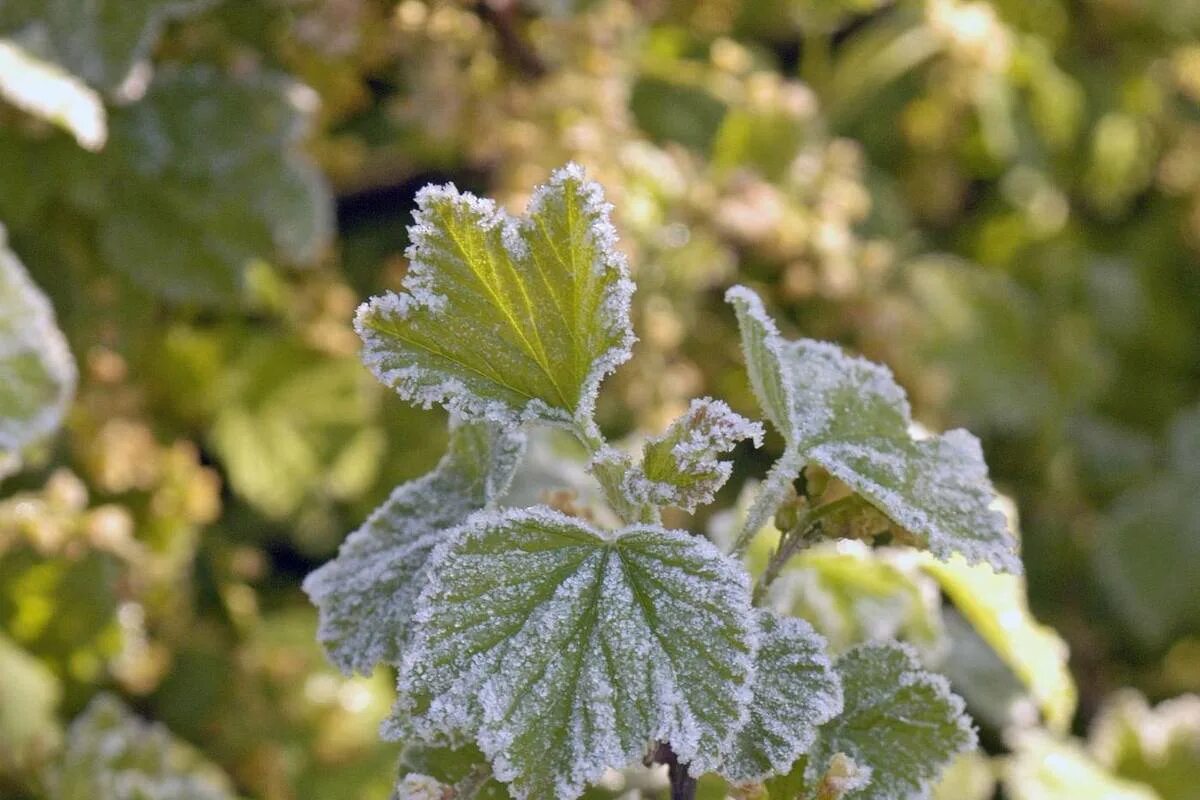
[1,0,1199,798]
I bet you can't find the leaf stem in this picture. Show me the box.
[752,494,869,603]
[649,742,697,800]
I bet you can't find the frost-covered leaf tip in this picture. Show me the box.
[357,163,635,433]
[390,506,757,800]
[726,286,1021,574]
[302,419,525,675]
[624,398,764,512]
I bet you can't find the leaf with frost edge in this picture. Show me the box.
[0,225,76,477]
[389,506,758,800]
[356,163,636,434]
[805,642,976,800]
[302,419,525,675]
[720,608,843,783]
[725,285,1021,574]
[624,398,764,512]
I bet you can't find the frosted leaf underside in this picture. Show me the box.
[806,642,976,800]
[393,507,757,800]
[628,397,764,512]
[0,227,76,477]
[357,164,635,430]
[720,609,842,783]
[302,419,525,675]
[726,286,1020,573]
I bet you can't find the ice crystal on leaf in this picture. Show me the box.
[390,506,757,800]
[357,163,635,434]
[302,419,525,675]
[719,609,842,783]
[0,226,76,479]
[804,642,976,800]
[625,398,764,512]
[726,286,1021,573]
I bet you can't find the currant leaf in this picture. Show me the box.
[720,609,842,783]
[49,694,235,800]
[0,0,215,93]
[625,398,764,512]
[357,163,635,432]
[390,507,757,800]
[805,642,976,800]
[0,226,76,479]
[726,286,1020,573]
[302,419,525,675]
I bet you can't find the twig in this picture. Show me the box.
[476,0,546,79]
[648,742,697,800]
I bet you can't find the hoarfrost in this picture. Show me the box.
[356,163,635,435]
[720,609,843,782]
[624,398,764,512]
[390,506,757,800]
[726,286,1021,573]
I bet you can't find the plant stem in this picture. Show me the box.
[752,494,871,603]
[650,742,697,800]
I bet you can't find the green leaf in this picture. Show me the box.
[922,553,1076,733]
[97,66,333,301]
[805,642,976,800]
[726,286,1020,574]
[1094,405,1200,650]
[0,632,61,774]
[49,694,236,800]
[0,226,76,478]
[721,609,842,783]
[391,507,757,800]
[303,418,525,675]
[0,41,106,150]
[0,0,216,93]
[626,398,763,512]
[210,338,383,521]
[1090,690,1200,800]
[766,542,943,654]
[1004,731,1159,800]
[357,163,635,432]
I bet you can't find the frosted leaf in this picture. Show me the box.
[805,642,976,800]
[398,742,512,799]
[922,553,1076,733]
[726,286,1020,574]
[96,66,333,302]
[0,0,215,94]
[0,41,106,150]
[0,226,76,479]
[48,694,235,800]
[625,398,764,512]
[720,609,842,782]
[1004,730,1158,800]
[357,163,635,432]
[302,419,525,675]
[391,507,757,800]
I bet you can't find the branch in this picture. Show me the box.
[648,742,697,800]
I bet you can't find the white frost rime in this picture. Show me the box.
[720,609,843,782]
[390,506,758,800]
[625,398,764,512]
